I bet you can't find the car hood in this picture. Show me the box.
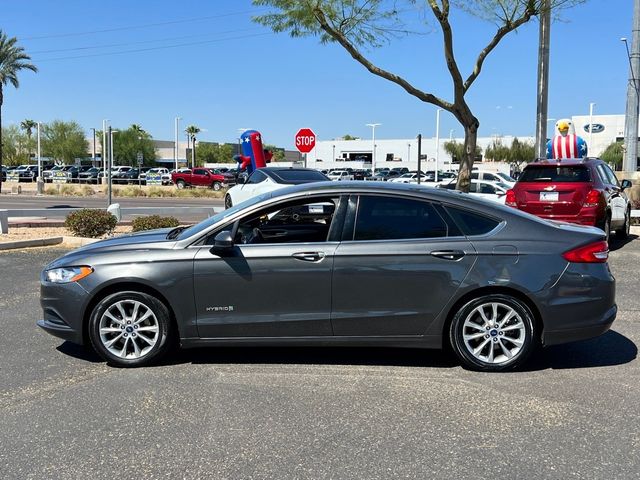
[45,228,177,269]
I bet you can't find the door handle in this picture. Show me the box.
[430,250,465,261]
[292,252,326,262]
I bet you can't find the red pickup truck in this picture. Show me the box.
[171,168,226,190]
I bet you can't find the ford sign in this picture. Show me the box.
[584,123,605,133]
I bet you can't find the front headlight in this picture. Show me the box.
[44,266,93,283]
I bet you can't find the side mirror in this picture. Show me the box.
[213,230,234,249]
[620,179,632,190]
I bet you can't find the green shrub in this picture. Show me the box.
[131,215,180,232]
[64,209,117,238]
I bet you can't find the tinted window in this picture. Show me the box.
[445,206,500,236]
[519,165,590,182]
[246,170,267,184]
[269,169,328,184]
[600,164,619,186]
[354,196,448,241]
[478,183,496,194]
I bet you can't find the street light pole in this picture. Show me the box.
[102,120,108,185]
[366,123,381,174]
[36,122,43,195]
[435,109,442,183]
[622,5,640,172]
[174,117,181,171]
[90,128,96,166]
[535,0,552,159]
[588,103,595,156]
[108,128,118,207]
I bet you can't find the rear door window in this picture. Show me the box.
[353,196,448,240]
[444,206,501,236]
[519,165,591,182]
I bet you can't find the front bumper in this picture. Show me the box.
[38,280,90,345]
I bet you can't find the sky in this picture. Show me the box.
[0,0,633,149]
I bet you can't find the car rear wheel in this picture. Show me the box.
[615,208,631,239]
[601,215,611,243]
[88,291,173,367]
[224,194,233,209]
[212,181,222,191]
[449,294,536,372]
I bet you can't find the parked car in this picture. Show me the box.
[110,166,133,184]
[327,170,355,181]
[15,165,39,182]
[353,169,372,181]
[224,167,329,208]
[389,172,430,184]
[39,181,616,371]
[78,167,104,184]
[171,167,227,190]
[472,169,516,187]
[142,167,172,185]
[371,170,402,181]
[505,158,632,240]
[438,179,511,204]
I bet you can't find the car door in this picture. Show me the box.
[193,194,345,338]
[331,194,476,336]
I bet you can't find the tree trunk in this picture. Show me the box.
[455,110,479,193]
[0,85,3,194]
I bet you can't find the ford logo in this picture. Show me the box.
[584,123,605,133]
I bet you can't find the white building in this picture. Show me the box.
[308,114,638,172]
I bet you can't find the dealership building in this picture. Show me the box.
[306,114,636,172]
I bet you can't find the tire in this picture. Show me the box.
[212,181,222,191]
[449,294,536,372]
[224,194,233,209]
[615,208,631,239]
[176,180,186,189]
[88,291,173,367]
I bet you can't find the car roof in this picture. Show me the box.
[526,158,599,167]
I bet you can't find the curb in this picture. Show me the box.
[62,236,99,247]
[0,237,64,250]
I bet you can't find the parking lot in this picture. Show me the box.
[1,233,639,479]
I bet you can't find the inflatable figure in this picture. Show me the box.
[234,130,273,174]
[546,118,588,160]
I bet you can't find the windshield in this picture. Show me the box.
[176,192,273,241]
[496,172,515,182]
[519,165,591,182]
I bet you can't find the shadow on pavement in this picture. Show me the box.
[57,342,102,363]
[609,233,638,251]
[57,330,636,372]
[163,345,459,369]
[523,330,637,371]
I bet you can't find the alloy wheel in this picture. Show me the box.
[98,300,159,360]
[461,301,526,365]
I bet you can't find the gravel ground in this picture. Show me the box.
[0,226,133,242]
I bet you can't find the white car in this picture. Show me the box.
[389,172,431,184]
[472,170,516,187]
[437,179,510,204]
[224,167,329,208]
[327,170,354,181]
[142,167,172,185]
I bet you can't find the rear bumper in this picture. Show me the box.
[542,304,616,346]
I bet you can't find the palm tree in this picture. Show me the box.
[0,30,37,193]
[130,124,145,135]
[20,118,37,163]
[185,125,201,168]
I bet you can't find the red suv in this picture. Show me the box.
[506,158,632,240]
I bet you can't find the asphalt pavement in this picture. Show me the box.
[0,233,639,479]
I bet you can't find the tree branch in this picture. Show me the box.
[464,5,535,93]
[312,6,453,111]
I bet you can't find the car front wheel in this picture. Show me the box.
[176,180,186,189]
[88,291,173,367]
[449,294,536,372]
[212,181,222,191]
[224,194,233,209]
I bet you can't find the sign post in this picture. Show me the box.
[295,129,316,165]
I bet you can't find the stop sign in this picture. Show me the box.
[295,128,316,154]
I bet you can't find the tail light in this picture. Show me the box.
[583,189,601,208]
[505,189,517,207]
[562,240,609,263]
